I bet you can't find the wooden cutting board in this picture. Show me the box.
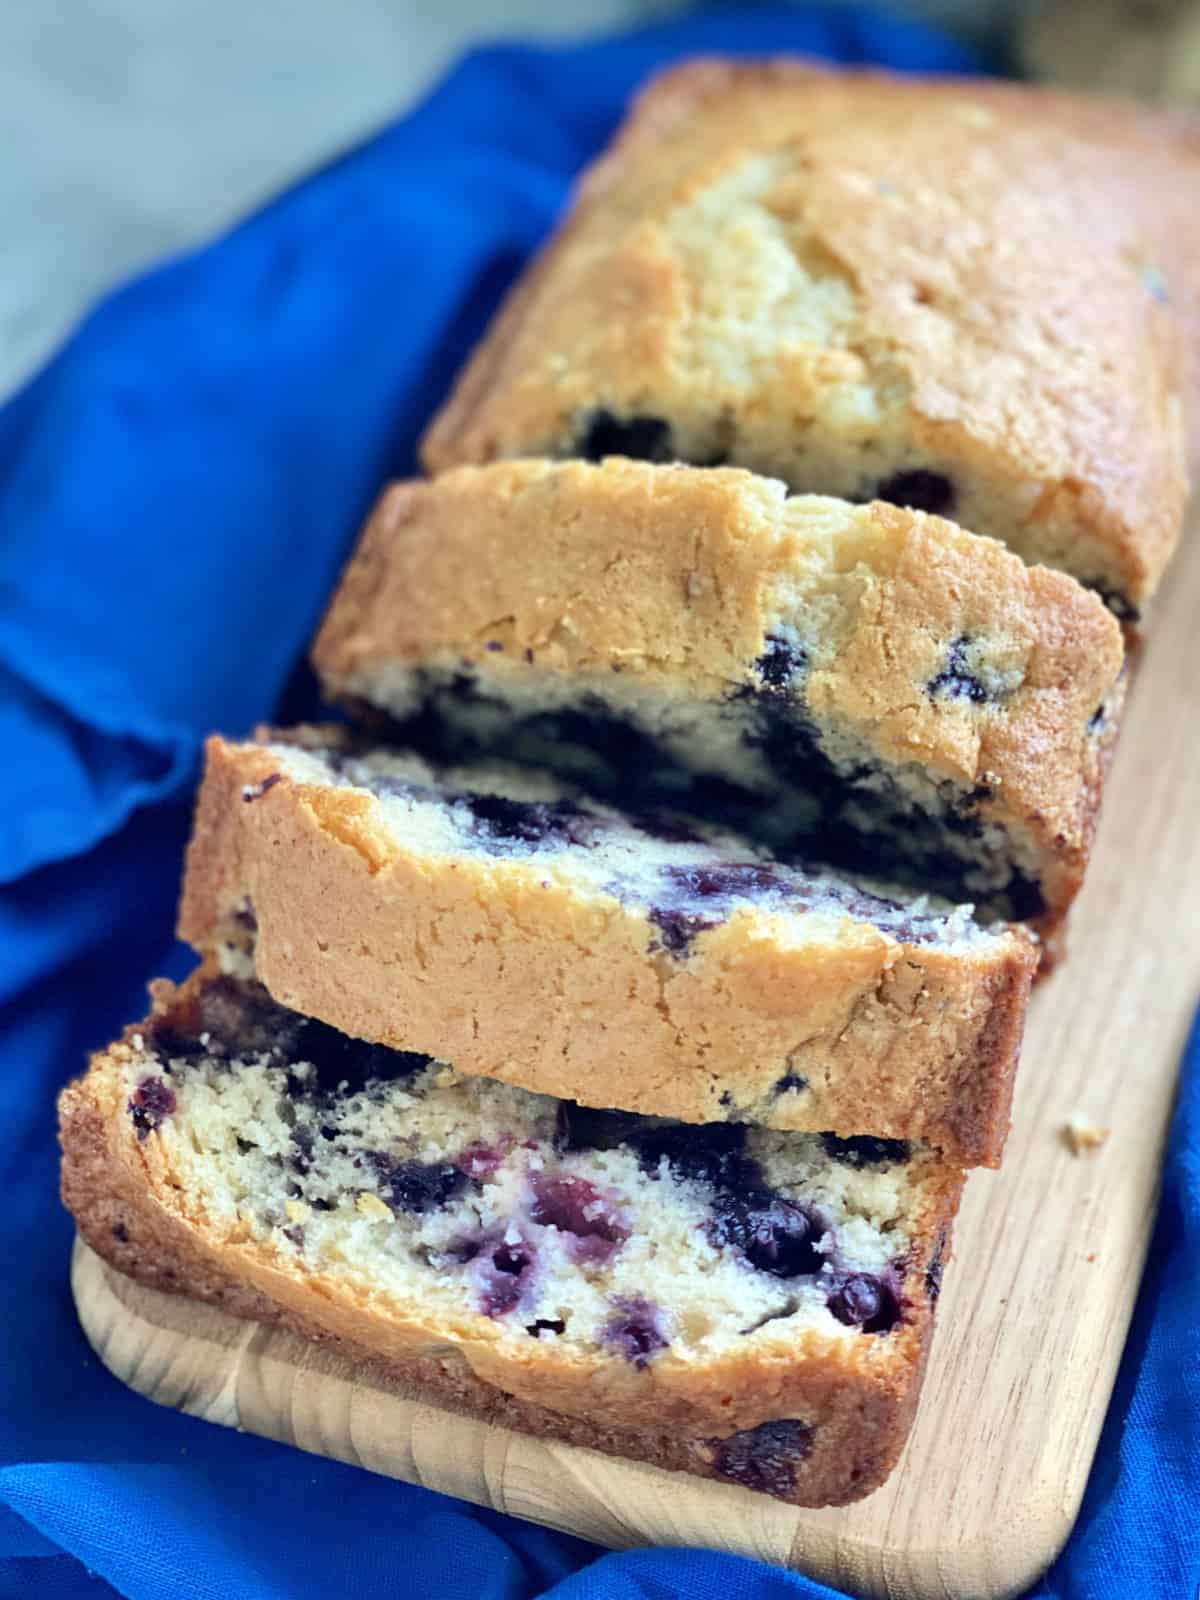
[71,520,1200,1600]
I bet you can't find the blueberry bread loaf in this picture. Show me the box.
[59,966,963,1506]
[313,459,1125,932]
[177,729,1036,1165]
[422,59,1200,617]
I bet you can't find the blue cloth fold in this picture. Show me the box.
[0,6,1193,1597]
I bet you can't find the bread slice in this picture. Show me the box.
[313,459,1125,934]
[59,966,964,1506]
[177,728,1036,1165]
[421,59,1200,616]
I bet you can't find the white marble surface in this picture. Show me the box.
[0,0,1017,401]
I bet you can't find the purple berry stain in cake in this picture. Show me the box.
[926,636,987,704]
[368,1154,471,1215]
[529,1171,629,1263]
[775,1073,808,1095]
[461,791,599,852]
[477,1235,538,1316]
[128,1075,177,1139]
[710,1191,825,1278]
[457,1140,511,1179]
[827,1272,900,1333]
[646,862,792,958]
[755,634,807,695]
[712,1419,814,1497]
[603,1297,669,1368]
[874,468,956,518]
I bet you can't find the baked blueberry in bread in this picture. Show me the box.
[176,727,1036,1165]
[59,967,963,1506]
[421,60,1200,616]
[313,459,1125,934]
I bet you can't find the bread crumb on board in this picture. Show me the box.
[1062,1115,1110,1155]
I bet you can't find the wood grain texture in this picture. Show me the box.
[71,521,1200,1600]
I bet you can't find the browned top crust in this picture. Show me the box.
[313,459,1125,931]
[421,58,1200,609]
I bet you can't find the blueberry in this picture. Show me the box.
[926,636,987,704]
[128,1076,177,1139]
[667,864,784,900]
[111,1222,130,1243]
[827,1272,900,1333]
[367,1155,470,1215]
[529,1172,629,1262]
[712,1419,814,1498]
[576,409,675,463]
[874,469,956,517]
[775,1074,808,1095]
[709,1192,824,1278]
[461,792,597,850]
[647,863,788,957]
[630,1122,758,1192]
[755,635,807,694]
[820,1134,911,1167]
[646,905,718,956]
[603,1298,669,1368]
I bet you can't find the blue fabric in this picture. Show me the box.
[0,6,1192,1597]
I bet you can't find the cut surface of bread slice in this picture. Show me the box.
[178,729,1036,1165]
[421,59,1200,615]
[314,459,1125,933]
[59,966,964,1506]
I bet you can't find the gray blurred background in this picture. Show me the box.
[3,0,1186,401]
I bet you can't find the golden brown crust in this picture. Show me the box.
[177,735,1036,1166]
[59,973,962,1506]
[312,459,1125,934]
[421,59,1199,608]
